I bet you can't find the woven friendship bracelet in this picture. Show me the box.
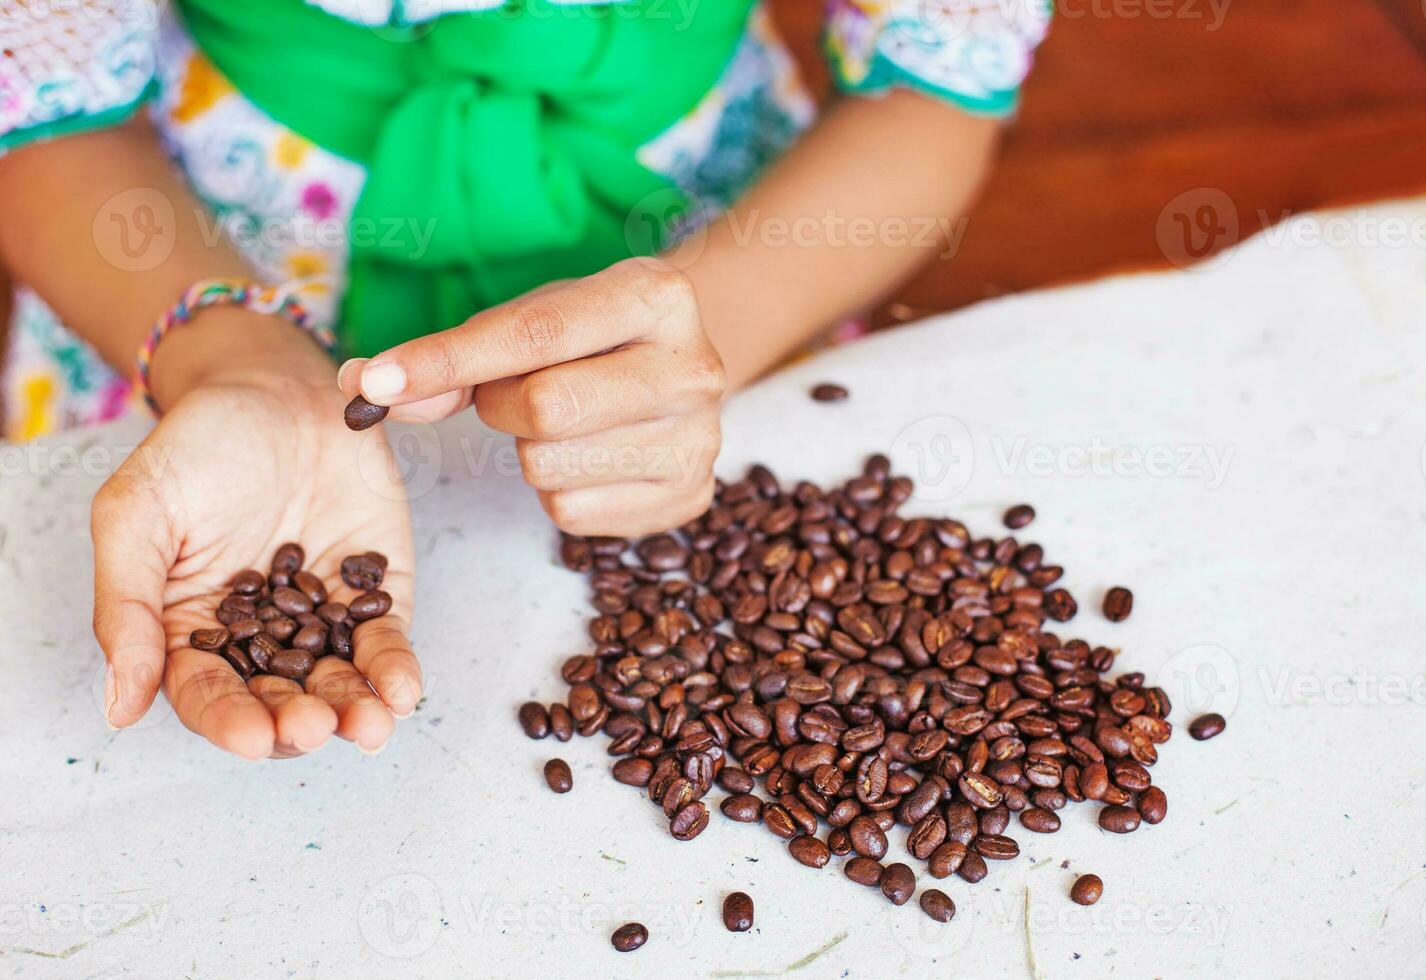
[136,278,337,414]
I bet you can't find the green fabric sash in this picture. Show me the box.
[177,0,755,355]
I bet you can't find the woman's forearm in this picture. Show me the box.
[676,89,1000,390]
[0,116,333,409]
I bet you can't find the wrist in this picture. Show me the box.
[146,306,337,413]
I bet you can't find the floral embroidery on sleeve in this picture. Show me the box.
[0,1,159,152]
[825,0,1051,116]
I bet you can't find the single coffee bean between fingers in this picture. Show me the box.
[343,394,389,431]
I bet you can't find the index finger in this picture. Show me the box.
[354,258,692,406]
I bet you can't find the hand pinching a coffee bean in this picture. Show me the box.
[337,258,725,537]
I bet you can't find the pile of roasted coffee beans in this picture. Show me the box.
[189,545,392,682]
[530,455,1177,934]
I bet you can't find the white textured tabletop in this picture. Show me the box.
[3,200,1424,979]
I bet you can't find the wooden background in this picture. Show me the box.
[770,0,1426,323]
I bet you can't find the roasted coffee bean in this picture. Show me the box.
[549,703,574,742]
[328,620,353,660]
[844,857,885,887]
[973,834,1020,860]
[723,892,754,932]
[764,804,797,839]
[979,805,1010,836]
[1003,504,1035,529]
[717,767,755,794]
[670,801,710,841]
[268,649,315,681]
[219,644,254,679]
[349,590,393,622]
[721,794,764,822]
[848,815,888,859]
[908,813,947,860]
[271,543,305,576]
[544,759,573,793]
[959,772,1003,809]
[264,615,298,643]
[292,624,328,654]
[1070,873,1103,906]
[611,922,648,952]
[230,570,265,595]
[928,841,968,878]
[811,383,849,402]
[1044,588,1077,621]
[1189,713,1226,740]
[344,394,389,431]
[789,835,831,868]
[1098,805,1141,834]
[190,628,230,652]
[880,863,916,905]
[613,757,653,786]
[1020,807,1061,833]
[956,850,988,883]
[1138,785,1168,824]
[341,553,386,591]
[920,889,956,922]
[291,570,327,606]
[1103,586,1133,622]
[272,587,312,617]
[518,702,551,739]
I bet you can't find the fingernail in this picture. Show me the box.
[337,357,368,391]
[392,707,414,720]
[359,740,388,757]
[361,361,406,401]
[103,664,120,730]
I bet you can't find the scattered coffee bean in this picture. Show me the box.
[919,889,955,922]
[549,703,574,742]
[544,759,573,793]
[1103,586,1133,622]
[723,892,754,932]
[880,863,916,905]
[1020,807,1061,834]
[670,801,710,841]
[343,394,389,431]
[1003,503,1035,529]
[1189,713,1226,740]
[788,835,831,868]
[1138,785,1168,824]
[844,857,884,887]
[610,922,648,952]
[721,794,764,823]
[1070,873,1103,906]
[1098,805,1142,834]
[518,702,551,739]
[810,383,849,402]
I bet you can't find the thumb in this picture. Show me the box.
[91,477,174,728]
